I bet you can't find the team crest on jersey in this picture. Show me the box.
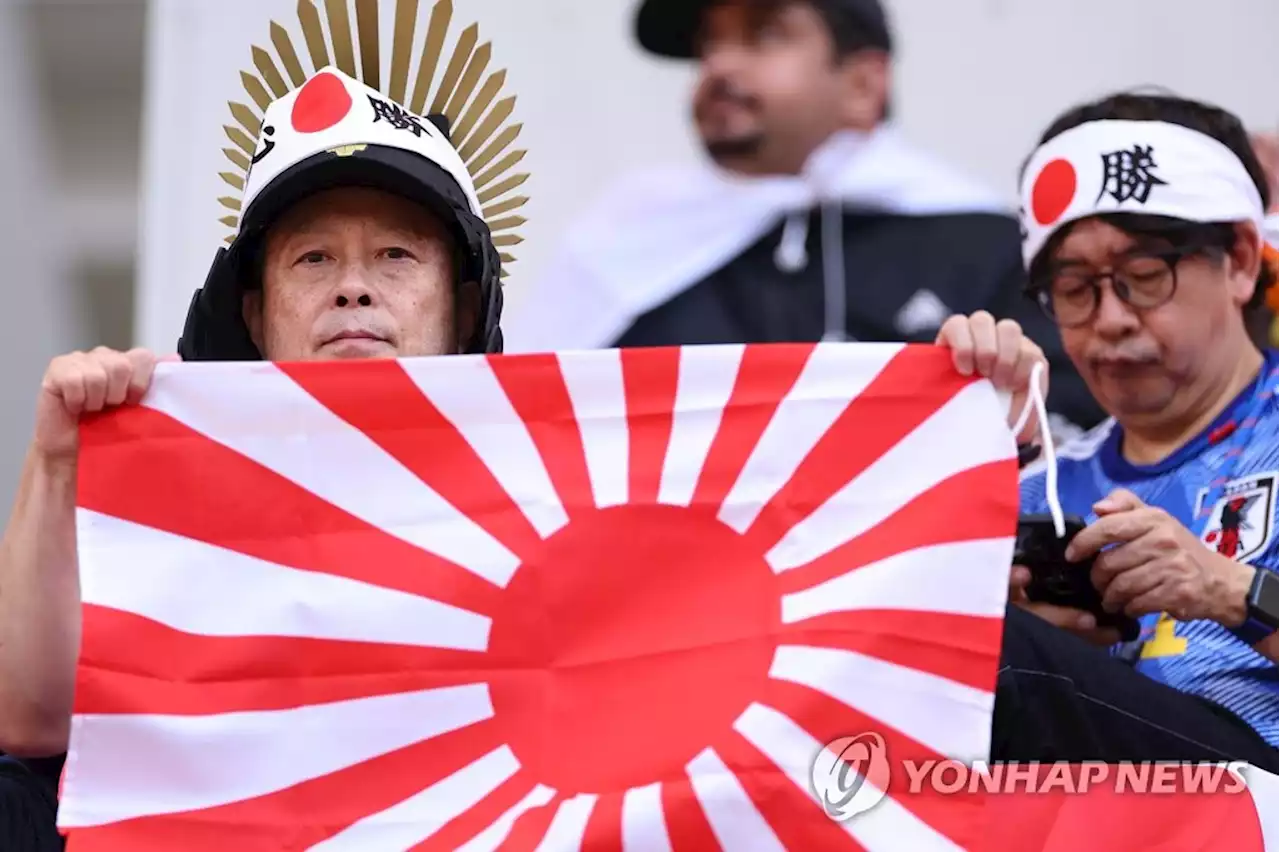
[1196,473,1277,564]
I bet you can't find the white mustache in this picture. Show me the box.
[1087,349,1161,365]
[318,316,394,344]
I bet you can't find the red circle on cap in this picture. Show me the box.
[1031,158,1077,226]
[291,72,353,134]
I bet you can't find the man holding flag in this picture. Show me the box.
[0,53,1047,847]
[0,66,506,760]
[507,0,1105,439]
[0,67,512,846]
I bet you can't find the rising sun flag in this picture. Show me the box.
[58,343,1021,851]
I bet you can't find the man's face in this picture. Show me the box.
[1046,218,1259,423]
[691,0,887,176]
[244,186,478,361]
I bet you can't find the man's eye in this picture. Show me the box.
[748,11,790,44]
[296,251,327,265]
[382,247,415,261]
[1050,273,1091,297]
[1121,258,1167,281]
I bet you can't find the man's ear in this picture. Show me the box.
[1227,221,1264,308]
[243,290,265,352]
[456,281,482,352]
[836,50,890,131]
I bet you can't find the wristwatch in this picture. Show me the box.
[1238,567,1279,646]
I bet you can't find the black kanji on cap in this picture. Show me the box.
[635,0,892,60]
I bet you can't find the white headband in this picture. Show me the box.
[1019,119,1264,267]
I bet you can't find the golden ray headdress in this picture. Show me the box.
[215,0,528,278]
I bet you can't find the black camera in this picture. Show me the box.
[1015,514,1140,642]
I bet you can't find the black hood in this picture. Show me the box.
[177,140,504,360]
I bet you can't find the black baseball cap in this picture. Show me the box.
[635,0,893,60]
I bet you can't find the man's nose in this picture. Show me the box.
[335,292,372,307]
[1091,282,1141,337]
[699,39,751,79]
[333,266,376,308]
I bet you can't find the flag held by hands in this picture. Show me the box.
[59,343,1020,851]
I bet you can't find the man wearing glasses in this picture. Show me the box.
[991,91,1279,769]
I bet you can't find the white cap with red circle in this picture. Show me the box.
[1019,120,1265,268]
[240,66,483,221]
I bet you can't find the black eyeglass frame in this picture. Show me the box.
[1025,244,1222,329]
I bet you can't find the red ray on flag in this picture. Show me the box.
[59,343,1021,851]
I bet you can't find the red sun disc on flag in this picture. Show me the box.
[489,504,778,793]
[64,343,1020,851]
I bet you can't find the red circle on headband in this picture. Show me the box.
[291,73,353,134]
[1031,158,1077,226]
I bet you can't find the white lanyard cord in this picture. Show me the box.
[1010,361,1066,538]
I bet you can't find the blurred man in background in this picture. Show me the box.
[1251,132,1277,210]
[1248,131,1278,348]
[507,0,1104,435]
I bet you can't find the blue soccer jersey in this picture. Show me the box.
[1020,348,1280,747]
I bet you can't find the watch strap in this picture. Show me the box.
[1238,615,1275,646]
[1238,568,1279,646]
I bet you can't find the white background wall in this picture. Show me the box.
[0,0,1276,514]
[0,0,140,511]
[890,0,1280,209]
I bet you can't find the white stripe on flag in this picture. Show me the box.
[1241,765,1280,852]
[534,794,598,852]
[717,343,904,533]
[657,344,744,508]
[780,538,1011,625]
[59,685,494,829]
[308,746,521,851]
[399,356,570,539]
[557,349,629,509]
[142,362,520,587]
[769,645,992,761]
[735,702,963,852]
[77,509,490,650]
[622,782,673,852]
[686,748,787,852]
[456,784,558,852]
[766,380,1013,573]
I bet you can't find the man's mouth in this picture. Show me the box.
[1091,356,1159,373]
[320,330,394,356]
[326,330,387,345]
